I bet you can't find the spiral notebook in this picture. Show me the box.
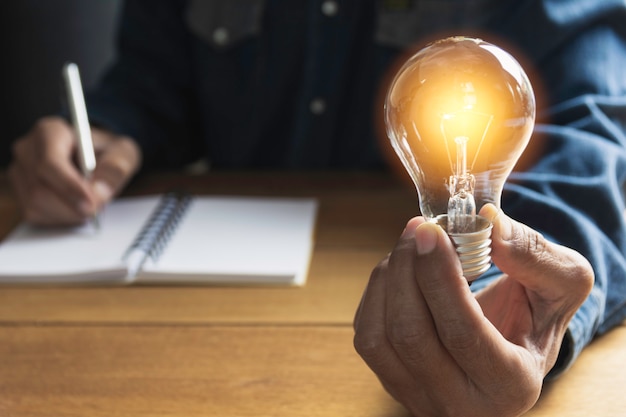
[0,194,318,286]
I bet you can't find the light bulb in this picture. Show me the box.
[385,36,535,281]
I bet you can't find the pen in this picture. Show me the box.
[62,62,100,230]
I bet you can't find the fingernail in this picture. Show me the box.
[480,203,500,223]
[415,222,439,255]
[93,180,113,202]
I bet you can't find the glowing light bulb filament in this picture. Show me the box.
[455,136,468,180]
[448,136,476,233]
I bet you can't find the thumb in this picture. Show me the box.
[481,204,593,302]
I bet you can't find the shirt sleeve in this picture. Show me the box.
[85,0,202,170]
[472,3,626,378]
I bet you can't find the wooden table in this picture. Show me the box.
[0,172,624,416]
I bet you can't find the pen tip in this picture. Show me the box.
[92,214,101,232]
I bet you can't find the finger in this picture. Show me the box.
[353,253,389,331]
[27,188,89,226]
[13,118,95,218]
[484,204,594,306]
[484,204,594,378]
[353,246,418,397]
[413,221,480,344]
[384,218,463,394]
[353,220,420,328]
[413,222,530,390]
[9,148,90,225]
[33,118,95,210]
[91,133,142,208]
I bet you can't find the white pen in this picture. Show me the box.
[62,62,100,230]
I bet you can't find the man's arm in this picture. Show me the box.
[474,20,626,376]
[86,0,201,171]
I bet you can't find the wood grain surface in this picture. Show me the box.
[0,172,624,416]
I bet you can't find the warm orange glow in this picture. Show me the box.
[385,37,535,218]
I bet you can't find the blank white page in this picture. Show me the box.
[138,196,318,286]
[0,197,160,283]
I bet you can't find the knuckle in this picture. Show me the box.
[565,250,595,301]
[353,331,387,366]
[439,324,480,353]
[112,146,137,174]
[571,254,594,283]
[35,115,63,130]
[491,375,542,417]
[32,116,61,141]
[386,322,435,365]
[102,159,128,181]
[387,321,424,348]
[97,144,142,186]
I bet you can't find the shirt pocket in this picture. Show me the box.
[184,0,266,49]
[375,0,501,49]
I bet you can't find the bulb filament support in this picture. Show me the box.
[447,136,477,233]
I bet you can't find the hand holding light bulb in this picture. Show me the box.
[354,37,594,417]
[385,36,536,280]
[354,37,593,417]
[354,207,594,416]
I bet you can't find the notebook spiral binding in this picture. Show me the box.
[124,192,193,262]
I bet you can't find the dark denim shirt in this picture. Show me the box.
[87,0,626,376]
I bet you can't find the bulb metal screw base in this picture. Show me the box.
[434,215,493,282]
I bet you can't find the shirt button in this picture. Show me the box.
[212,27,229,46]
[321,1,339,17]
[309,98,327,115]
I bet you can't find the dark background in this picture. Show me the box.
[0,0,122,167]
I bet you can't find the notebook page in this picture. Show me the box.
[138,196,318,285]
[0,196,161,283]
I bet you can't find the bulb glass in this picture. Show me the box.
[385,36,536,278]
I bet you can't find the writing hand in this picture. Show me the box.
[8,116,141,225]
